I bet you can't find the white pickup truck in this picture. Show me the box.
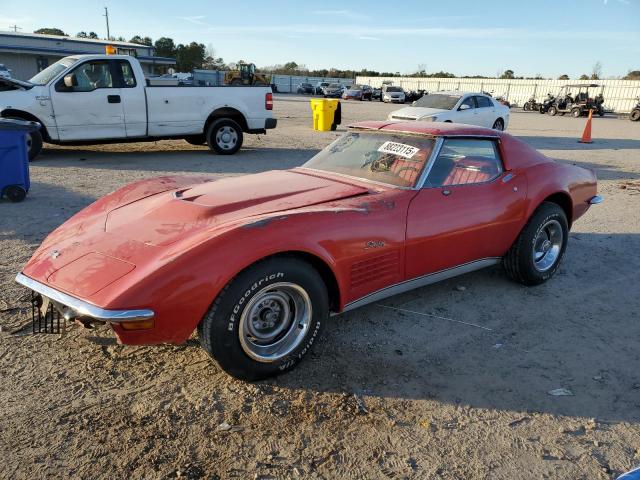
[0,54,276,159]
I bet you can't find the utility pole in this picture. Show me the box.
[103,7,111,40]
[10,25,22,32]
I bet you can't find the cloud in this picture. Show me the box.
[206,24,637,42]
[312,9,371,21]
[177,15,208,26]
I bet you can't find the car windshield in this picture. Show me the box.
[329,83,341,88]
[414,94,461,110]
[303,132,435,187]
[386,86,403,92]
[29,58,78,85]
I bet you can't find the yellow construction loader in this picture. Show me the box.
[224,63,270,86]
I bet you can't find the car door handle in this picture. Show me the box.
[107,95,121,104]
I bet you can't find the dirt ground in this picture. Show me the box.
[1,95,640,480]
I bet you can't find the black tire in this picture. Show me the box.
[254,81,266,87]
[597,107,605,117]
[492,118,505,131]
[230,79,243,86]
[631,109,640,122]
[206,118,243,155]
[548,106,558,116]
[571,107,581,118]
[198,257,328,381]
[523,103,531,111]
[26,129,43,161]
[184,135,206,146]
[4,185,27,202]
[503,202,568,286]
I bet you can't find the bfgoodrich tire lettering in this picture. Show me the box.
[503,202,568,286]
[198,257,328,381]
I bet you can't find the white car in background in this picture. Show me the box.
[388,91,510,130]
[382,85,405,103]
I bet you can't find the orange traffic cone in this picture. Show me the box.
[579,109,593,144]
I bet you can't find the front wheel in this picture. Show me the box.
[198,257,328,381]
[523,102,531,111]
[503,202,568,286]
[571,107,582,118]
[631,109,640,122]
[206,118,243,155]
[548,106,558,116]
[492,118,505,131]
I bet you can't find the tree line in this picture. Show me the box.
[32,28,640,80]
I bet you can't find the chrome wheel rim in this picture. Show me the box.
[532,219,563,272]
[239,282,312,363]
[216,126,238,150]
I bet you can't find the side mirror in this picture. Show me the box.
[63,74,78,88]
[459,104,471,111]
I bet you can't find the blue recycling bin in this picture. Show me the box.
[0,118,40,202]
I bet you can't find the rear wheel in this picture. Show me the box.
[631,109,640,122]
[492,118,505,131]
[503,202,568,286]
[198,257,328,381]
[571,107,582,118]
[4,185,27,202]
[206,118,243,155]
[548,106,558,116]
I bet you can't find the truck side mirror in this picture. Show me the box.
[63,74,78,88]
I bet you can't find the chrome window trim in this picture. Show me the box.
[340,257,501,313]
[15,273,154,322]
[415,137,444,189]
[418,136,505,189]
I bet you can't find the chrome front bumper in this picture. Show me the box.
[15,273,154,322]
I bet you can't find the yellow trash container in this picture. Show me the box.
[310,99,341,131]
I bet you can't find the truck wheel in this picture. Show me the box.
[7,118,42,160]
[230,79,243,86]
[631,110,640,122]
[184,135,206,146]
[4,185,27,202]
[503,202,568,286]
[571,107,581,118]
[206,118,243,155]
[198,257,328,381]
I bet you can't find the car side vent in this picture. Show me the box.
[350,251,400,289]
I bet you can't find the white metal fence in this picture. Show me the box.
[356,76,640,113]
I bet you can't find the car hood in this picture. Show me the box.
[105,170,369,246]
[389,106,445,119]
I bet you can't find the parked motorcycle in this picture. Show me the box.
[631,97,640,122]
[523,96,541,111]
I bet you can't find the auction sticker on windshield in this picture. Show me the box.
[378,141,420,159]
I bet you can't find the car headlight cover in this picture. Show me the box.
[420,116,437,122]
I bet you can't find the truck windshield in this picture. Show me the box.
[303,132,435,188]
[29,58,78,85]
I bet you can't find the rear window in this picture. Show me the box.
[475,96,492,108]
[386,86,403,92]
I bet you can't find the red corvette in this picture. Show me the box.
[17,122,601,380]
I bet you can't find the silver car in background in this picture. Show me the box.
[382,85,405,103]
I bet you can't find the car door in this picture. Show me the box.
[50,59,126,141]
[112,59,147,137]
[404,137,527,280]
[453,95,479,125]
[473,95,495,127]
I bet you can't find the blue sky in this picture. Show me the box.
[2,0,639,77]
